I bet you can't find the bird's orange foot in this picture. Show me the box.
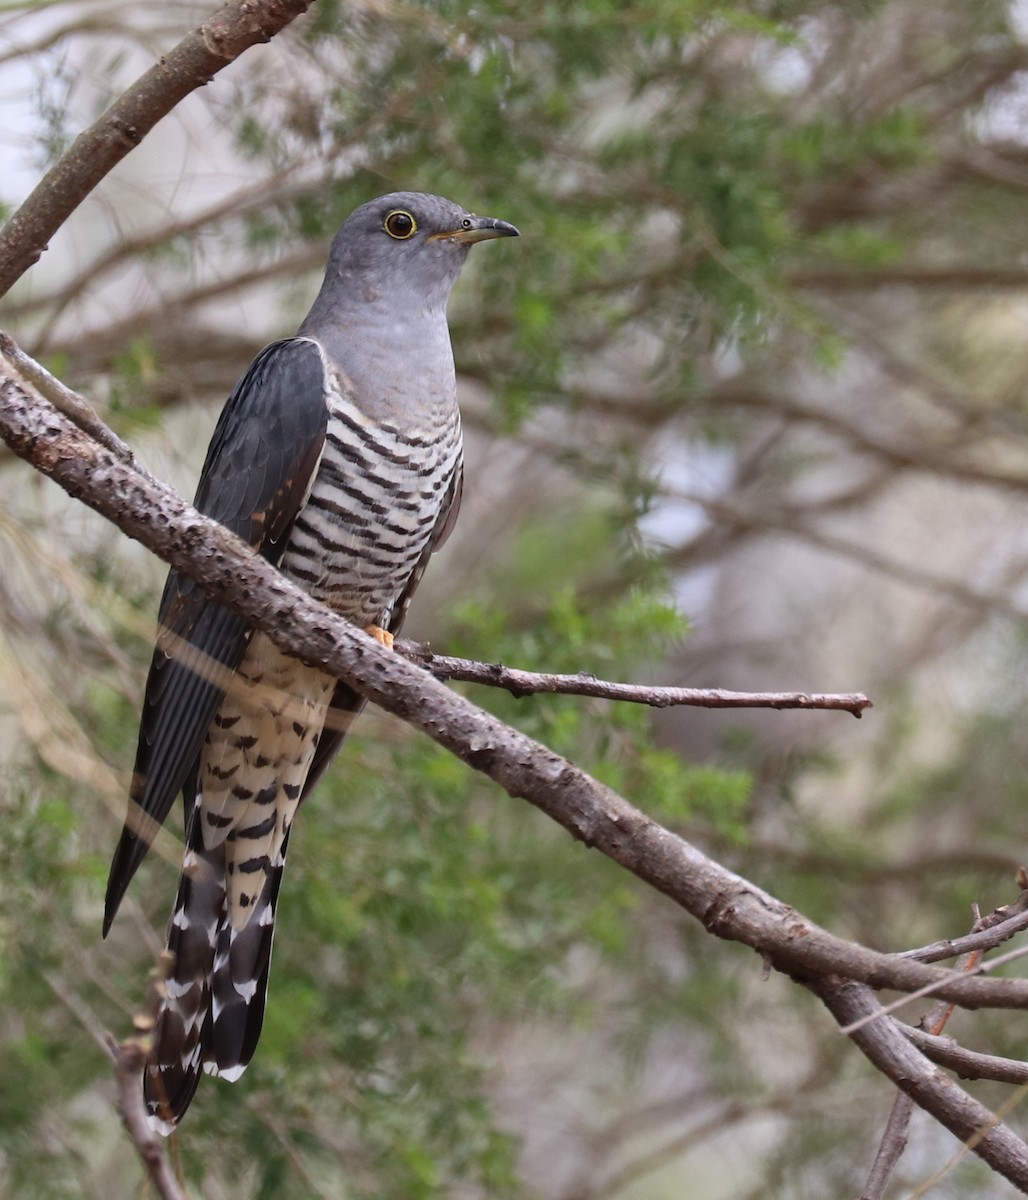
[364,624,395,650]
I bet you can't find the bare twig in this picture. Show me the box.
[905,1028,1028,1085]
[0,0,314,297]
[675,493,1028,623]
[108,1039,185,1199]
[395,639,872,717]
[861,1092,915,1200]
[42,245,326,365]
[790,264,1028,291]
[841,942,1028,1036]
[901,892,1028,963]
[1,166,305,323]
[702,379,1028,498]
[907,1086,1028,1200]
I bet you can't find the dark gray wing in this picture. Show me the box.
[104,338,329,933]
[301,457,464,799]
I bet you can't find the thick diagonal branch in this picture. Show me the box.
[1,365,1028,1018]
[0,0,313,298]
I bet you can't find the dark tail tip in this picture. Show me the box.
[103,826,152,937]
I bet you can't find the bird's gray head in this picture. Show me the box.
[297,192,518,420]
[309,191,519,318]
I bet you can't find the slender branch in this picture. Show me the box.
[862,1094,914,1199]
[901,893,1028,963]
[790,264,1028,291]
[707,380,1028,497]
[3,367,1028,1015]
[1,166,305,323]
[671,489,1028,623]
[44,946,183,1196]
[811,977,1028,1191]
[840,943,1028,1036]
[108,1037,185,1200]
[395,640,872,717]
[0,0,313,298]
[106,952,184,1200]
[862,919,985,1200]
[0,5,139,70]
[906,1028,1028,1086]
[0,331,139,465]
[41,245,325,367]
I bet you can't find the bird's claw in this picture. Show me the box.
[364,624,395,650]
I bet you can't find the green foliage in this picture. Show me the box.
[32,54,75,169]
[447,523,751,845]
[105,338,165,427]
[782,108,932,182]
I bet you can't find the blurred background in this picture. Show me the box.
[3,1,1028,1195]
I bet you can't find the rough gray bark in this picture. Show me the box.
[814,978,1028,1191]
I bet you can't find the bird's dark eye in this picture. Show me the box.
[384,210,417,240]
[461,217,472,229]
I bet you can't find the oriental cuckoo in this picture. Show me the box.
[103,192,518,1131]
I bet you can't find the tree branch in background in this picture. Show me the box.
[0,0,314,298]
[106,954,184,1200]
[790,264,1028,291]
[396,639,872,716]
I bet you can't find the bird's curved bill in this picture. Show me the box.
[429,217,520,244]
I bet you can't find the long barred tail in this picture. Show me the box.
[144,797,287,1134]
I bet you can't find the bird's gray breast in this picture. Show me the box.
[279,377,462,626]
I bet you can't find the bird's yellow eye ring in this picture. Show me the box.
[384,210,417,240]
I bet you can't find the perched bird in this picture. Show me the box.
[103,192,518,1132]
